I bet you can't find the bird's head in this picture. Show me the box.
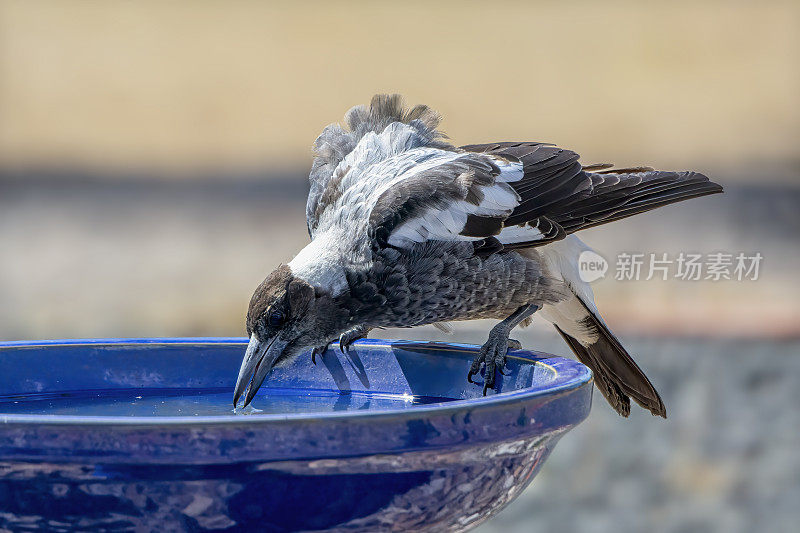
[233,264,345,408]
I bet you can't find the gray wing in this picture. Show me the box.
[307,122,356,237]
[306,94,447,237]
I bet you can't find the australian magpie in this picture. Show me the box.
[233,94,723,417]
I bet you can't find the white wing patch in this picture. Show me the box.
[383,155,524,248]
[386,184,520,247]
[496,223,545,244]
[384,151,550,249]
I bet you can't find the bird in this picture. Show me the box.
[233,94,723,417]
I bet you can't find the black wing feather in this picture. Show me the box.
[461,142,723,248]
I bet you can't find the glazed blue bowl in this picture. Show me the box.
[0,338,592,531]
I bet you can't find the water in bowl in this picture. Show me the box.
[0,388,455,417]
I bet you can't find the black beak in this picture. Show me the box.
[233,333,288,408]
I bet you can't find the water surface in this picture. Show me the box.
[0,387,455,417]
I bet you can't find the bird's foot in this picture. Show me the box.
[468,325,513,395]
[338,326,370,353]
[311,343,330,365]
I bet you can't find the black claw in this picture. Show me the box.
[468,349,487,384]
[338,327,368,355]
[507,339,523,351]
[312,344,329,365]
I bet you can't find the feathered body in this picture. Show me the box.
[236,94,722,417]
[336,240,563,328]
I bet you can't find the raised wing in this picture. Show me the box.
[306,95,722,252]
[307,94,448,237]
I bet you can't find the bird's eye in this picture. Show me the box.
[267,310,285,328]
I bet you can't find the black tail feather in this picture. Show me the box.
[565,171,723,232]
[555,301,667,418]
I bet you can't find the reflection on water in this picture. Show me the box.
[0,388,454,417]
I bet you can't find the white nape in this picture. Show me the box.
[288,231,349,296]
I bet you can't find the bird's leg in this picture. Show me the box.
[468,304,539,395]
[338,325,371,353]
[312,325,372,363]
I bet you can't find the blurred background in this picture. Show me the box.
[0,1,797,532]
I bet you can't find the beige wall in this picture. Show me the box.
[1,0,798,177]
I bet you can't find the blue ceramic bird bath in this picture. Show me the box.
[0,338,592,531]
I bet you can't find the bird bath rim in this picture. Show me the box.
[0,337,592,427]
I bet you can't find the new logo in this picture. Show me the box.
[578,250,608,283]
